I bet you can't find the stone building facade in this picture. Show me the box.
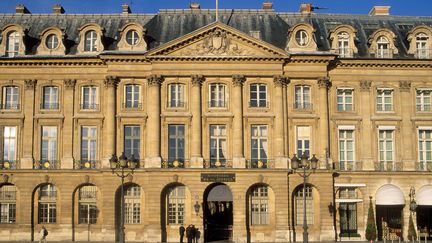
[0,3,432,242]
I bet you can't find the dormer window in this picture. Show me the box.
[407,26,432,59]
[6,31,20,57]
[84,30,98,52]
[337,32,350,57]
[295,30,308,46]
[126,30,139,46]
[77,24,104,54]
[416,33,429,59]
[376,36,390,58]
[369,29,398,59]
[37,27,66,55]
[329,25,358,58]
[45,34,59,50]
[118,23,147,51]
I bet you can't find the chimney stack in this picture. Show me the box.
[190,2,201,10]
[299,3,312,14]
[53,4,65,14]
[122,4,131,14]
[369,6,390,16]
[16,4,30,14]
[262,1,273,10]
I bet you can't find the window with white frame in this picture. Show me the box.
[0,185,16,223]
[78,185,97,224]
[6,31,20,57]
[337,32,351,57]
[124,84,141,109]
[416,89,432,112]
[167,186,185,225]
[38,184,56,224]
[295,185,313,225]
[168,84,185,108]
[2,126,17,164]
[124,125,140,160]
[337,88,354,111]
[376,36,390,58]
[250,84,267,108]
[416,33,429,59]
[418,129,432,170]
[209,83,226,108]
[41,126,57,162]
[250,185,269,225]
[295,30,309,46]
[296,126,310,157]
[2,86,19,110]
[81,86,98,110]
[339,130,355,170]
[45,34,59,50]
[81,126,97,162]
[294,85,311,109]
[251,125,268,167]
[126,30,139,46]
[210,125,227,167]
[125,185,141,224]
[376,89,393,111]
[378,130,394,170]
[42,86,59,109]
[168,125,185,165]
[84,30,98,52]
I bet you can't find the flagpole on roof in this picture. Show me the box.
[216,0,219,22]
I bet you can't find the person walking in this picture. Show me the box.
[39,225,48,243]
[191,225,196,243]
[179,224,185,243]
[186,224,193,243]
[194,227,201,243]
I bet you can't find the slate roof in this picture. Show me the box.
[1,9,432,58]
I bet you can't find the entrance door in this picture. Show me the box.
[417,206,432,240]
[339,203,358,237]
[376,205,404,241]
[204,184,233,242]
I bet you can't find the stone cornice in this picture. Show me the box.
[336,59,432,69]
[0,57,105,67]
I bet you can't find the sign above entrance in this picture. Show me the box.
[201,173,235,182]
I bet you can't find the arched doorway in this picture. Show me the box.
[416,185,432,239]
[115,183,143,242]
[376,184,405,241]
[72,184,99,241]
[203,183,233,242]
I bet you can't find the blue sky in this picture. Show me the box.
[0,0,430,16]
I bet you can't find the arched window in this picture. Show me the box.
[250,185,268,225]
[78,185,97,224]
[45,34,59,50]
[167,186,185,225]
[209,83,226,108]
[38,184,56,223]
[337,32,351,57]
[126,30,139,46]
[84,30,98,52]
[295,30,309,46]
[6,31,20,57]
[416,33,429,59]
[295,185,314,225]
[376,36,390,58]
[124,185,141,224]
[0,184,16,223]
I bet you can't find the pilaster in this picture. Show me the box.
[61,79,76,169]
[145,75,163,168]
[21,79,37,169]
[102,76,119,168]
[317,77,331,169]
[190,75,204,168]
[273,75,289,168]
[359,80,374,170]
[399,81,415,170]
[232,75,246,168]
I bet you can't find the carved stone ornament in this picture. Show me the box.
[232,75,246,86]
[104,76,119,87]
[127,174,133,183]
[181,29,250,56]
[64,79,77,89]
[273,75,289,87]
[2,174,9,183]
[399,81,411,92]
[258,174,264,183]
[84,175,90,184]
[318,77,331,89]
[359,80,372,91]
[44,175,50,183]
[191,75,205,86]
[24,79,37,90]
[173,174,179,182]
[147,75,164,86]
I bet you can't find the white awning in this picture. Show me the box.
[417,185,432,206]
[207,185,233,202]
[376,184,405,205]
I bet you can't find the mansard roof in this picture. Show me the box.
[0,9,432,58]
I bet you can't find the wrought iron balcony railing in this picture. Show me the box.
[335,161,363,171]
[162,159,186,168]
[168,101,186,108]
[249,101,269,108]
[294,102,313,110]
[74,160,101,169]
[374,161,403,172]
[0,103,20,110]
[34,160,60,170]
[80,103,99,110]
[208,100,227,108]
[335,47,355,58]
[40,103,59,110]
[416,49,431,59]
[247,159,274,169]
[0,160,19,170]
[122,102,142,109]
[416,162,432,172]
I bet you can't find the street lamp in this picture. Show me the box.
[291,153,318,243]
[110,152,137,243]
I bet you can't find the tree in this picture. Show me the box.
[408,213,417,241]
[365,196,377,241]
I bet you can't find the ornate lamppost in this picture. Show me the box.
[291,153,318,243]
[408,187,418,242]
[110,152,137,243]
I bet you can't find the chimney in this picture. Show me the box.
[53,4,65,14]
[190,2,201,10]
[122,4,131,14]
[299,3,312,14]
[369,6,390,16]
[16,4,30,14]
[262,1,273,10]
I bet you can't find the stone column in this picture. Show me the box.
[145,75,163,168]
[232,75,246,168]
[317,77,331,169]
[273,75,288,168]
[359,80,374,170]
[399,81,414,170]
[190,75,204,168]
[61,79,76,169]
[21,79,37,169]
[103,76,119,168]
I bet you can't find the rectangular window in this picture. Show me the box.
[125,186,141,224]
[168,84,185,108]
[81,86,98,110]
[296,186,313,225]
[340,203,358,234]
[250,84,267,108]
[167,186,185,225]
[296,126,310,157]
[337,88,354,111]
[81,126,97,162]
[416,89,432,112]
[209,84,226,108]
[2,126,17,165]
[78,186,97,224]
[339,130,355,170]
[294,85,311,109]
[250,125,268,168]
[251,186,268,225]
[38,203,56,224]
[124,84,141,109]
[379,130,394,170]
[0,185,16,223]
[41,126,57,162]
[2,86,19,110]
[168,125,185,166]
[419,130,432,170]
[124,125,140,160]
[376,89,393,111]
[42,86,59,110]
[210,125,227,167]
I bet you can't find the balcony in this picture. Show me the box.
[74,160,101,169]
[80,103,99,110]
[249,101,268,108]
[0,103,19,110]
[40,103,59,110]
[206,159,232,168]
[416,162,432,171]
[375,49,394,59]
[417,49,431,59]
[162,159,186,168]
[374,161,403,171]
[247,159,272,169]
[122,102,142,110]
[34,160,60,169]
[336,47,354,58]
[293,102,313,110]
[0,160,19,170]
[208,100,227,108]
[335,161,363,171]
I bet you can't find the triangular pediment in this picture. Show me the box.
[146,22,288,58]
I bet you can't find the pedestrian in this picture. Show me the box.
[39,225,48,243]
[195,227,201,243]
[191,225,196,243]
[186,224,193,243]
[179,224,185,243]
